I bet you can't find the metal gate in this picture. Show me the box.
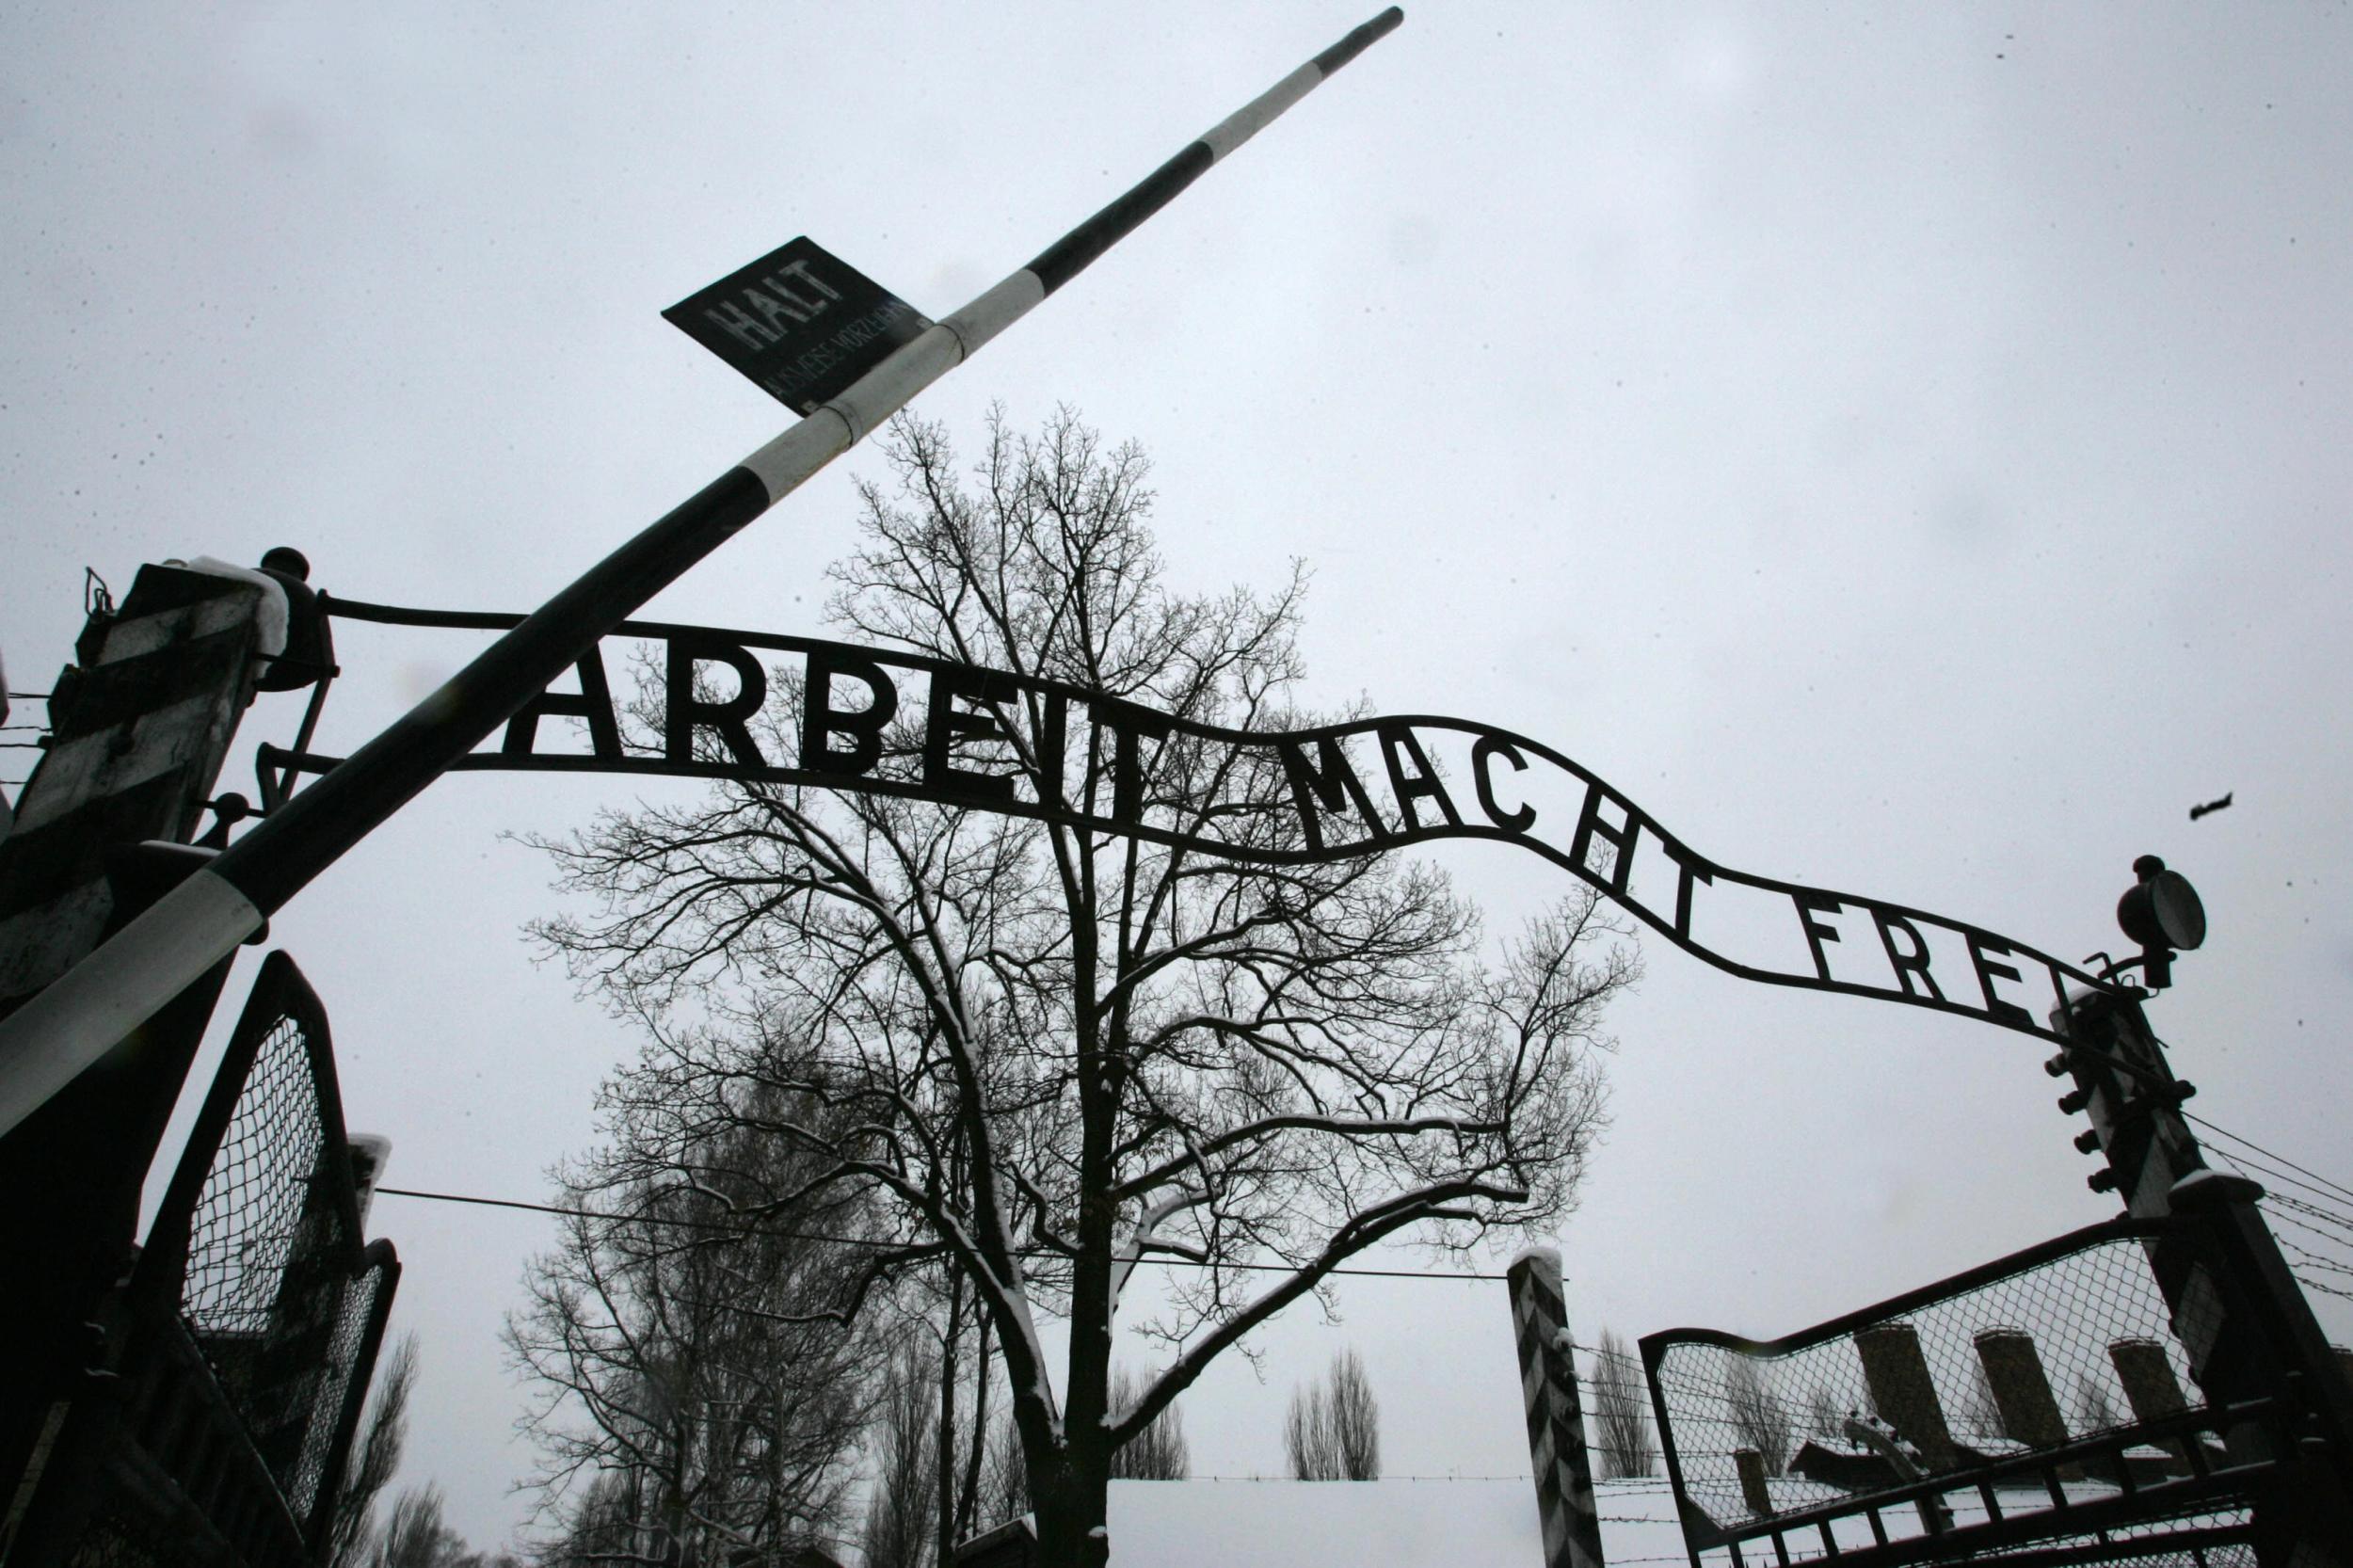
[14,952,399,1567]
[1640,1217,2295,1568]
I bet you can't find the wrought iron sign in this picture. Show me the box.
[273,599,2116,1045]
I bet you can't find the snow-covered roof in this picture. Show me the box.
[1098,1478,1689,1568]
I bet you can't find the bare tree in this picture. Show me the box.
[364,1485,517,1568]
[863,1338,941,1568]
[529,408,1637,1567]
[1723,1358,1792,1475]
[1106,1366,1189,1480]
[1285,1377,1337,1480]
[1328,1349,1380,1480]
[1805,1384,1844,1445]
[979,1404,1031,1530]
[1588,1328,1656,1480]
[1286,1349,1378,1480]
[504,1098,870,1566]
[328,1333,417,1568]
[535,1472,635,1568]
[926,1264,1005,1567]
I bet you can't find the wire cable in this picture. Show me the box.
[2186,1113,2353,1208]
[375,1184,1516,1282]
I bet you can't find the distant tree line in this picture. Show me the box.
[1588,1328,1657,1480]
[1286,1350,1380,1480]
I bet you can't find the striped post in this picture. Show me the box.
[1508,1248,1606,1568]
[0,565,270,1003]
[0,9,1405,1141]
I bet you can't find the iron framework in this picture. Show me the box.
[40,952,399,1568]
[1641,1217,2290,1568]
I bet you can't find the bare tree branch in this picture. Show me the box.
[525,409,1639,1568]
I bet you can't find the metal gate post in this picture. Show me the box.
[2055,987,2353,1563]
[1507,1249,1607,1568]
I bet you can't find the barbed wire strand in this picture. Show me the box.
[2187,1112,2353,1208]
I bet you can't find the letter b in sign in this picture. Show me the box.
[801,646,900,776]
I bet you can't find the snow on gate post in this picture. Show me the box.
[1508,1248,1607,1568]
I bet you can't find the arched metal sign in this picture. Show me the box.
[278,598,2115,1044]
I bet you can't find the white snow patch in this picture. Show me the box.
[164,557,289,655]
[1507,1245,1562,1278]
[1100,1478,1689,1568]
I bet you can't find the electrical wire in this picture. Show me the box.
[375,1184,1515,1282]
[2185,1113,2353,1208]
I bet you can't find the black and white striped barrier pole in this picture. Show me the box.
[0,8,1404,1139]
[1508,1248,1607,1568]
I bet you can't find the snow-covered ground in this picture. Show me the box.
[1099,1477,1689,1568]
[1096,1472,2243,1567]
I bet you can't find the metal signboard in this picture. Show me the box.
[663,236,930,414]
[268,598,2125,1047]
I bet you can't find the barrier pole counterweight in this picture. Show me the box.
[0,9,1405,1139]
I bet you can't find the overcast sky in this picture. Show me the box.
[7,3,2351,1556]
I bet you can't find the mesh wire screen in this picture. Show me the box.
[1649,1229,2252,1564]
[40,958,392,1568]
[1981,1506,2258,1568]
[171,996,365,1528]
[182,1016,328,1340]
[287,1257,393,1521]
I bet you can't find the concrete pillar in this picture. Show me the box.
[1853,1322,1957,1472]
[1507,1249,1606,1568]
[2108,1337,2192,1476]
[1733,1448,1772,1517]
[1973,1329,2069,1449]
[1974,1327,2082,1481]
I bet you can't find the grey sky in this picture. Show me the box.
[6,4,2350,1553]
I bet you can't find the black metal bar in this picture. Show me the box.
[1026,8,1401,294]
[303,1241,399,1562]
[265,614,339,813]
[132,952,313,1305]
[0,10,1410,1143]
[1642,1334,1710,1568]
[284,606,2116,1044]
[1643,1215,2174,1367]
[214,469,769,915]
[1689,1405,2276,1568]
[1314,8,1405,72]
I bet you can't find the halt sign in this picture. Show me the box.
[664,237,931,415]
